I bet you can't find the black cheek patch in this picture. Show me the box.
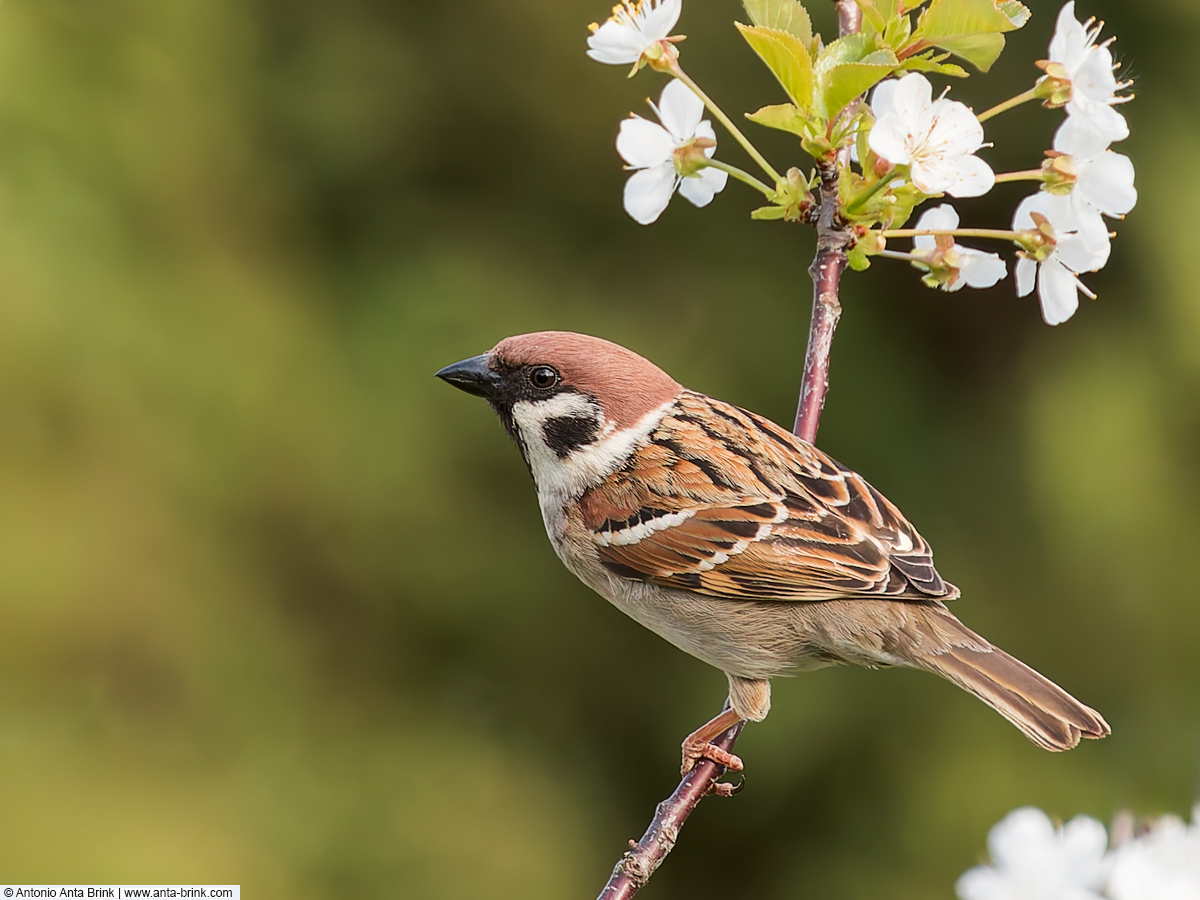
[542,415,601,458]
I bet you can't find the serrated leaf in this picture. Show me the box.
[916,0,1029,72]
[815,31,874,69]
[854,0,888,34]
[899,51,968,77]
[746,103,809,135]
[998,1,1030,27]
[742,0,813,46]
[751,205,788,220]
[815,43,898,119]
[736,23,815,108]
[881,12,912,50]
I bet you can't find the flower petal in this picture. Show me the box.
[657,79,705,143]
[1054,115,1110,159]
[623,164,677,224]
[926,98,985,157]
[1059,816,1112,887]
[958,250,1007,290]
[913,203,958,251]
[1013,191,1055,230]
[1015,257,1037,298]
[941,154,995,198]
[677,166,728,207]
[1038,257,1083,325]
[988,808,1059,867]
[616,116,675,168]
[867,115,914,166]
[1073,43,1120,105]
[1058,223,1110,274]
[869,79,900,120]
[890,73,935,137]
[955,865,1006,900]
[1076,151,1136,216]
[1066,97,1129,145]
[587,20,649,65]
[641,0,682,43]
[1048,2,1085,69]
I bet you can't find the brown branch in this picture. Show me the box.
[595,3,862,896]
[793,0,859,443]
[836,0,862,37]
[596,719,745,900]
[793,157,852,443]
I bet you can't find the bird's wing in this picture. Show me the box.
[577,392,953,602]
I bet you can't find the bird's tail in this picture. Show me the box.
[911,606,1110,751]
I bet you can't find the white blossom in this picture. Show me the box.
[615,79,727,225]
[912,204,1006,291]
[1013,192,1108,325]
[587,0,681,66]
[956,807,1111,900]
[1107,808,1200,900]
[1053,125,1137,241]
[868,74,995,198]
[1044,2,1130,156]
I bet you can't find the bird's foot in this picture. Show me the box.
[708,774,745,798]
[680,737,744,777]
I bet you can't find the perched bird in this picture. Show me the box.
[436,331,1109,774]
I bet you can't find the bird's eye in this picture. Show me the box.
[528,365,559,390]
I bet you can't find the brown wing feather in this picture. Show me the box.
[579,392,955,602]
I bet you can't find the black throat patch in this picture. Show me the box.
[542,414,601,458]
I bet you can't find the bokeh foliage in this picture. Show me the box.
[2,0,1198,896]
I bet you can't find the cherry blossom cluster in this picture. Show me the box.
[584,0,1137,325]
[957,806,1200,900]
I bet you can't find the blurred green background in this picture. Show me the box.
[2,0,1197,895]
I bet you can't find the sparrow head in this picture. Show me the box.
[437,331,681,495]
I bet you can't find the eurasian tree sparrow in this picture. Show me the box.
[436,331,1109,773]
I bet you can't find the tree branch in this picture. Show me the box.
[596,720,745,900]
[793,157,851,443]
[594,3,861,896]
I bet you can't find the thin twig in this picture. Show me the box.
[794,157,851,442]
[593,3,862,896]
[792,0,858,443]
[596,721,745,900]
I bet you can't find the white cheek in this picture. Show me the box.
[511,396,674,505]
[511,395,604,495]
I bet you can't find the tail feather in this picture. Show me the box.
[914,608,1110,751]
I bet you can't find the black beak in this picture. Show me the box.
[435,353,500,399]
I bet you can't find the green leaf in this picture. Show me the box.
[814,35,898,119]
[746,103,809,136]
[998,1,1031,27]
[899,50,968,78]
[854,0,888,34]
[751,205,788,220]
[736,23,815,108]
[932,33,1004,70]
[881,11,911,49]
[847,242,872,270]
[742,0,813,46]
[916,0,1030,72]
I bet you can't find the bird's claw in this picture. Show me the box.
[680,739,744,777]
[708,773,745,798]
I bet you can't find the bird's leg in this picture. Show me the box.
[680,706,744,777]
